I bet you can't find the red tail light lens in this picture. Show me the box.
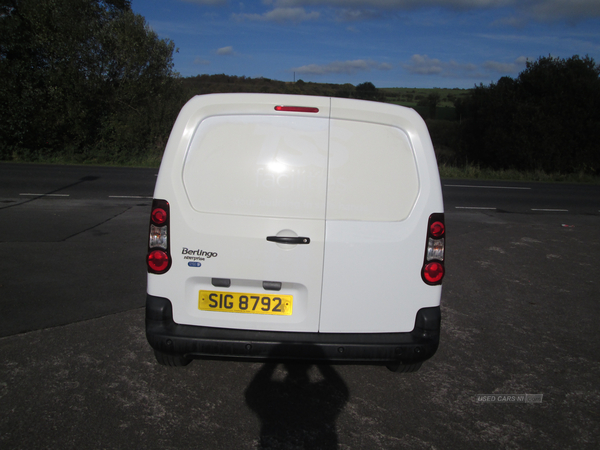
[148,250,170,272]
[430,221,445,238]
[147,199,171,274]
[423,262,444,284]
[151,208,167,225]
[422,213,445,285]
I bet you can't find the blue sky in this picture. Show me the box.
[131,0,600,89]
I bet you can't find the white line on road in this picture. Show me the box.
[445,184,531,190]
[455,206,497,210]
[531,208,569,212]
[108,195,153,199]
[19,193,70,197]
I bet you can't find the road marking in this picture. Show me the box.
[19,193,70,197]
[445,184,531,190]
[531,208,568,212]
[109,195,153,199]
[455,206,497,210]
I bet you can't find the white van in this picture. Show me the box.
[146,93,445,372]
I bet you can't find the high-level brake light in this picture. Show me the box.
[274,106,319,113]
[147,199,171,274]
[422,213,445,285]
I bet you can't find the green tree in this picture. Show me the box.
[418,92,441,119]
[334,83,354,99]
[458,55,600,174]
[0,0,179,162]
[355,81,380,101]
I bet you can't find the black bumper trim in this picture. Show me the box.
[145,295,440,365]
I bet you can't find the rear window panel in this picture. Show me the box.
[182,115,418,222]
[327,120,419,221]
[182,115,329,219]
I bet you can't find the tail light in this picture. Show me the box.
[422,213,445,285]
[147,199,171,274]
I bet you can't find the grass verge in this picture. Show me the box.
[6,153,163,168]
[439,163,600,184]
[3,157,599,184]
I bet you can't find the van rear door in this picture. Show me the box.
[319,98,443,333]
[175,98,330,333]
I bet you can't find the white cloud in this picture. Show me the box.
[181,0,600,25]
[271,0,511,7]
[404,54,478,78]
[403,54,527,79]
[526,0,600,21]
[482,56,528,74]
[292,59,392,75]
[335,8,385,21]
[266,0,600,23]
[216,46,235,55]
[181,0,229,5]
[233,7,320,23]
[403,54,444,75]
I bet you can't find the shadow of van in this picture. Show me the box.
[245,345,349,450]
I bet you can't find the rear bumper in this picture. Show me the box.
[145,295,441,366]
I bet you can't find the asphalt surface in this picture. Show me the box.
[1,163,599,449]
[0,164,156,336]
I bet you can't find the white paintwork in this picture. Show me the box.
[148,93,444,334]
[318,98,443,332]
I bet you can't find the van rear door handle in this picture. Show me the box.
[266,236,310,244]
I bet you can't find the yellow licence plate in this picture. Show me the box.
[198,290,293,316]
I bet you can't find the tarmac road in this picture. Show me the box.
[1,163,599,449]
